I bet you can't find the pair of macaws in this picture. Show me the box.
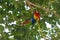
[21,10,40,26]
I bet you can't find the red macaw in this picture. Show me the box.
[21,10,40,26]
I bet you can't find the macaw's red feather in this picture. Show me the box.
[21,19,30,25]
[34,11,40,21]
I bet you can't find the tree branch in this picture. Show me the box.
[25,0,60,18]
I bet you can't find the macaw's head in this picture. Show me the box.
[33,10,40,21]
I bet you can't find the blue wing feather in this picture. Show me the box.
[31,17,36,25]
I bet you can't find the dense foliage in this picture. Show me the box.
[0,0,60,40]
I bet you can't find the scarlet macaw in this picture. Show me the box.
[21,10,40,26]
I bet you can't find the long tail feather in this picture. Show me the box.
[21,18,31,26]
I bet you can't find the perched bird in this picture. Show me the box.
[21,10,40,26]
